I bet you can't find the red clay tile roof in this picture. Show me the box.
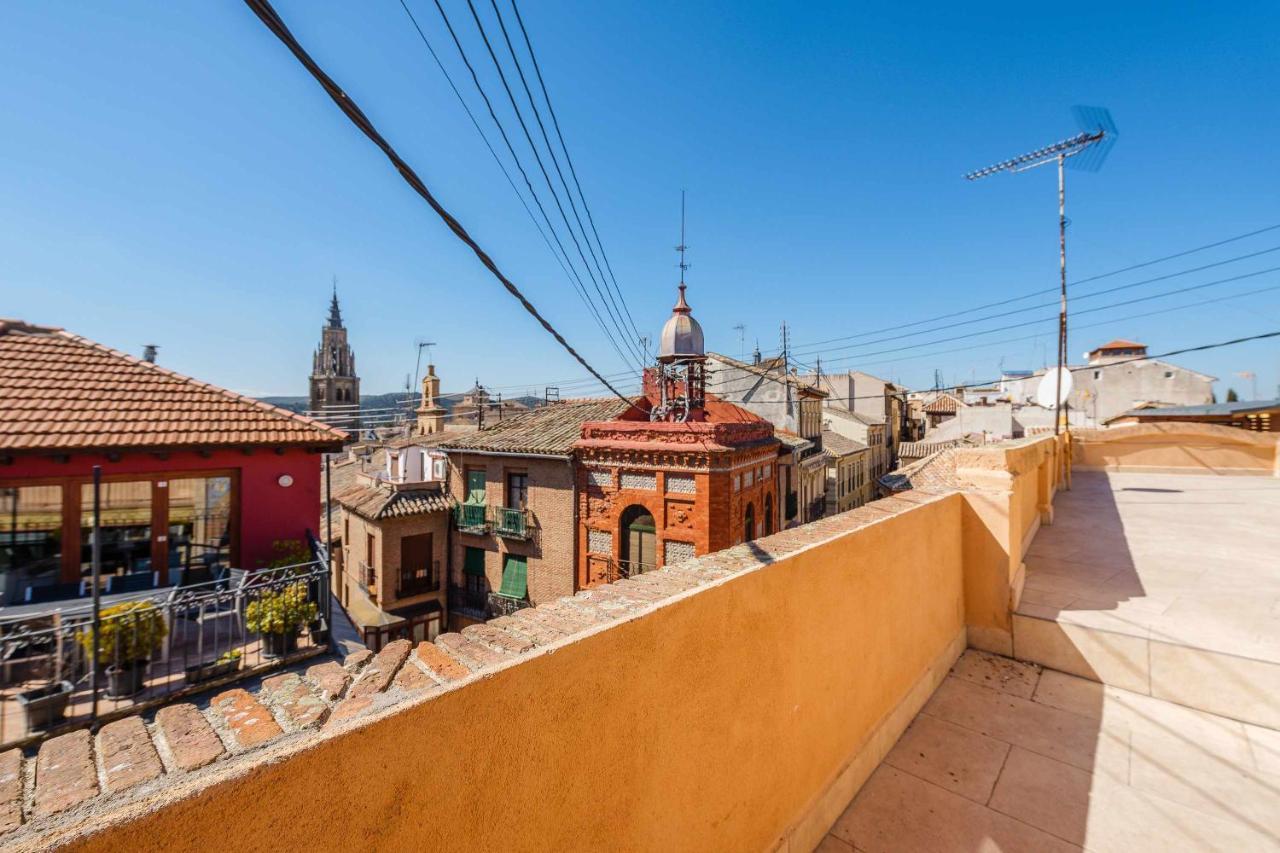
[1091,338,1146,351]
[438,398,632,455]
[332,480,453,520]
[922,393,963,415]
[0,320,347,452]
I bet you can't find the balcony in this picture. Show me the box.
[452,504,531,540]
[491,507,530,540]
[453,502,488,534]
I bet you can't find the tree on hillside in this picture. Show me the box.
[1226,388,1240,402]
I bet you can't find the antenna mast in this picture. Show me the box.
[965,106,1118,437]
[675,189,689,284]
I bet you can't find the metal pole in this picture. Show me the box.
[90,465,102,720]
[1054,154,1067,436]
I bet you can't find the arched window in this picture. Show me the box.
[620,505,656,577]
[764,493,774,536]
[743,503,755,543]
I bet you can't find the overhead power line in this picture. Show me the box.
[395,0,628,372]
[790,244,1280,358]
[712,330,1280,407]
[242,0,638,408]
[780,264,1280,365]
[506,0,645,357]
[454,0,648,369]
[789,223,1280,351]
[403,0,643,375]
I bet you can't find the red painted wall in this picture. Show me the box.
[3,447,323,571]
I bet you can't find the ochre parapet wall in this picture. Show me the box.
[15,492,969,853]
[1073,422,1279,476]
[949,434,1067,656]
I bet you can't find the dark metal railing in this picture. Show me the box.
[454,503,488,533]
[492,507,530,540]
[0,557,330,750]
[600,558,656,584]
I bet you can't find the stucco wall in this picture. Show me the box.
[2,447,323,573]
[1073,423,1279,476]
[60,493,968,853]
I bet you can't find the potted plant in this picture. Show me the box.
[16,680,73,731]
[78,601,168,698]
[246,582,317,659]
[183,649,242,685]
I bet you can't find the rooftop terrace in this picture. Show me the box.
[2,424,1277,852]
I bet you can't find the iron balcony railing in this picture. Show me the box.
[599,558,656,584]
[0,555,331,751]
[452,504,532,540]
[454,503,489,533]
[491,507,530,540]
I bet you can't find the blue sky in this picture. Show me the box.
[3,1,1279,401]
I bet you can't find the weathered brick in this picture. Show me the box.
[412,641,470,683]
[0,749,22,834]
[543,599,612,626]
[261,672,329,730]
[493,614,562,647]
[305,660,352,702]
[462,623,535,655]
[34,730,97,817]
[348,639,412,699]
[325,695,373,728]
[343,649,373,672]
[391,661,434,692]
[435,632,511,670]
[522,605,587,634]
[211,688,284,750]
[155,704,225,772]
[97,716,163,793]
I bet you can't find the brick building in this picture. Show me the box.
[329,437,452,649]
[438,399,627,627]
[575,285,780,587]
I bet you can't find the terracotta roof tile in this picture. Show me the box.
[438,399,631,456]
[0,320,347,452]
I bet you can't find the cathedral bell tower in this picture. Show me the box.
[309,283,361,430]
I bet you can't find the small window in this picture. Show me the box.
[506,471,528,510]
[465,469,486,505]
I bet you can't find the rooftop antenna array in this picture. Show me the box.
[965,106,1119,436]
[732,323,746,360]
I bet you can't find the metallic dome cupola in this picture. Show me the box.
[657,284,705,363]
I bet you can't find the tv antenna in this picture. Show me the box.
[965,106,1118,436]
[412,339,436,406]
[732,323,746,359]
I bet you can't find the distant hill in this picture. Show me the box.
[258,392,546,417]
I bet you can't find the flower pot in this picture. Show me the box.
[308,617,329,645]
[105,661,148,699]
[183,657,243,685]
[17,681,73,732]
[262,630,299,659]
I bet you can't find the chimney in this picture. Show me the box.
[142,344,158,364]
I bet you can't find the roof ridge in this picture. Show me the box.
[52,328,348,441]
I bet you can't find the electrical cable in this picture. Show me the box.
[242,0,641,410]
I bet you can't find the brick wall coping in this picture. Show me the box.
[3,489,954,851]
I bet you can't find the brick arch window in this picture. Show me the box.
[764,493,774,536]
[743,502,755,543]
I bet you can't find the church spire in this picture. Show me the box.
[328,277,343,329]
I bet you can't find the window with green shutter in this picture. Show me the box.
[465,469,486,505]
[463,546,486,576]
[498,554,528,600]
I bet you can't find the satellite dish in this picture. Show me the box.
[1036,368,1074,408]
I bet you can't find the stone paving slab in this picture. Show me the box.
[821,650,1280,852]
